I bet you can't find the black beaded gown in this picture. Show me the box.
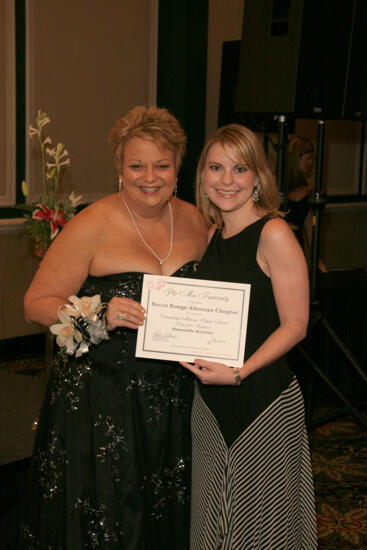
[18,263,195,550]
[190,219,317,550]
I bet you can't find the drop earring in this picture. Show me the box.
[118,177,123,194]
[252,184,260,203]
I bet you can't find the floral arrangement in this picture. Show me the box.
[19,110,82,258]
[50,295,109,357]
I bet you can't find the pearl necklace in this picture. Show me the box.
[122,198,174,265]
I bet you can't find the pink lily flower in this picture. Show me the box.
[32,204,68,239]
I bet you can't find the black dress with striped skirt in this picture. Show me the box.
[191,218,317,550]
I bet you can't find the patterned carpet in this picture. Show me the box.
[310,409,367,549]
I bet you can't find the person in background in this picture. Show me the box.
[181,124,317,550]
[284,135,327,271]
[284,135,315,246]
[19,106,207,550]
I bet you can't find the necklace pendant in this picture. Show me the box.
[122,198,173,266]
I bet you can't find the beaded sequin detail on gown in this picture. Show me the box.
[19,263,195,550]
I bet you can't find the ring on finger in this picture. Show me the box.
[117,313,126,321]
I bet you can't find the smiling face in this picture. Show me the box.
[202,142,258,218]
[120,137,177,211]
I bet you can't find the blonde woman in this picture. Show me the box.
[181,124,317,549]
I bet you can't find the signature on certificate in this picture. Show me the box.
[152,330,175,342]
[207,337,226,345]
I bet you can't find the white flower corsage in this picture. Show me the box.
[50,295,109,357]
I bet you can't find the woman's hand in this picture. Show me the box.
[180,358,241,385]
[106,297,146,330]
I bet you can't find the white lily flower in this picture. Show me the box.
[50,309,81,354]
[60,158,71,167]
[61,304,79,318]
[38,116,51,128]
[50,321,76,351]
[28,125,39,137]
[68,191,82,207]
[59,149,69,159]
[69,295,101,319]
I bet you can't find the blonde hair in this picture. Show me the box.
[285,136,315,191]
[196,124,281,227]
[109,105,187,173]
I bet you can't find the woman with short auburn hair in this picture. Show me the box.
[19,105,207,550]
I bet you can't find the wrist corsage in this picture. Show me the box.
[50,295,109,357]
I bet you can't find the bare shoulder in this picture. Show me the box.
[174,197,208,232]
[260,216,296,246]
[44,195,118,261]
[60,194,116,236]
[258,216,306,272]
[174,197,199,217]
[77,193,118,221]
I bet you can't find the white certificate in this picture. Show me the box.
[136,274,251,368]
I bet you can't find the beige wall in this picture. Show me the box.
[1,0,157,340]
[295,119,366,196]
[26,0,157,204]
[0,221,44,339]
[321,203,367,269]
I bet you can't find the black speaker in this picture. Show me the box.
[235,0,366,119]
[218,41,241,127]
[218,40,295,133]
[343,0,367,118]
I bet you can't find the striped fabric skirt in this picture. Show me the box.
[190,377,318,550]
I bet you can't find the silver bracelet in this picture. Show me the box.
[233,367,242,387]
